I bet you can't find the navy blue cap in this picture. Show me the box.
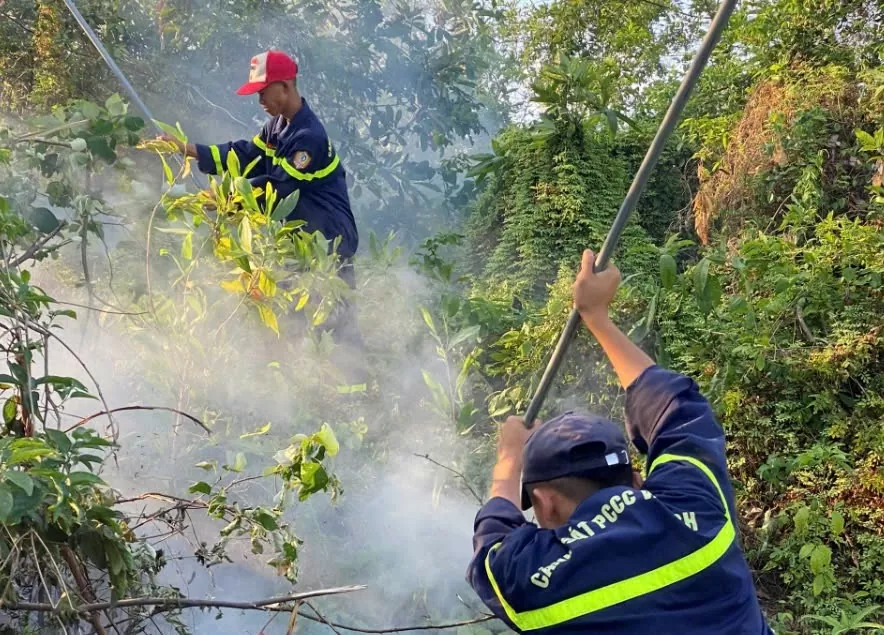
[520,411,630,510]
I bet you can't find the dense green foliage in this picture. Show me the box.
[0,0,512,239]
[0,0,883,633]
[455,1,884,631]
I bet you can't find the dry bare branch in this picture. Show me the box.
[2,585,366,615]
[297,613,497,633]
[65,405,211,435]
[414,453,483,505]
[7,222,68,267]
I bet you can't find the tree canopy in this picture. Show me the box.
[0,0,882,633]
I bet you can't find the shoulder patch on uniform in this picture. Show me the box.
[292,150,312,170]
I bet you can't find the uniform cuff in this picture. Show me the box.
[195,144,220,175]
[474,496,524,530]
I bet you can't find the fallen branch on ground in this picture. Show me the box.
[65,405,211,434]
[1,585,366,614]
[297,612,497,633]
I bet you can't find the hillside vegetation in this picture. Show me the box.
[0,0,882,633]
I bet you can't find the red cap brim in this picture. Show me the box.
[236,81,269,96]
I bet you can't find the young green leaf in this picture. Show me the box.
[226,148,241,178]
[9,447,56,465]
[105,94,126,117]
[315,423,339,456]
[270,190,300,222]
[188,481,212,495]
[44,428,72,453]
[856,129,877,151]
[253,510,278,531]
[181,232,193,260]
[830,510,845,536]
[793,505,810,535]
[154,120,187,143]
[449,325,481,348]
[240,423,271,439]
[0,484,12,521]
[160,154,174,186]
[693,258,710,299]
[2,398,16,424]
[4,471,34,496]
[67,471,105,487]
[812,574,825,596]
[419,307,436,333]
[258,305,279,335]
[660,253,677,289]
[239,217,253,253]
[235,177,259,211]
[809,544,832,574]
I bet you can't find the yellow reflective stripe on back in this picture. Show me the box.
[484,453,735,631]
[252,135,275,157]
[209,145,223,175]
[274,153,340,181]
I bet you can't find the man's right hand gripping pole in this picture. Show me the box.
[573,249,654,391]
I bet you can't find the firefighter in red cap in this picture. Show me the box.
[160,50,362,345]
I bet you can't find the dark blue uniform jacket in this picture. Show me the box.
[194,98,358,258]
[467,366,774,634]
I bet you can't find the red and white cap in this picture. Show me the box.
[236,50,299,96]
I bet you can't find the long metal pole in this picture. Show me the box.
[522,0,738,427]
[62,0,160,131]
[62,0,198,183]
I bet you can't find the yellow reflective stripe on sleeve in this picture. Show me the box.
[483,453,735,631]
[274,153,340,181]
[209,145,223,175]
[252,135,275,157]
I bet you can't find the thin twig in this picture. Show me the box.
[144,200,162,316]
[25,319,116,439]
[29,534,56,612]
[0,10,35,33]
[13,119,90,141]
[64,405,211,435]
[2,585,366,614]
[114,492,197,507]
[227,474,266,490]
[304,601,344,635]
[178,81,251,130]
[60,545,109,635]
[30,528,75,611]
[296,613,497,633]
[795,304,820,344]
[256,611,280,634]
[13,137,75,149]
[8,222,68,267]
[414,453,483,505]
[52,299,148,316]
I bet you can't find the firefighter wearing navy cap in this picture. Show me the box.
[159,50,362,343]
[467,249,774,634]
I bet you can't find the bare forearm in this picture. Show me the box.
[583,314,654,389]
[489,454,521,507]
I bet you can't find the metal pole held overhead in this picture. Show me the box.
[522,0,739,427]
